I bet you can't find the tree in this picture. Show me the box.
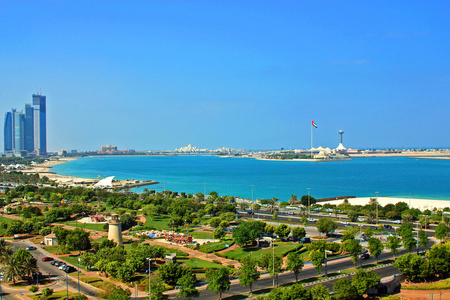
[108,286,131,300]
[394,253,429,282]
[149,277,169,300]
[232,220,265,246]
[272,211,278,220]
[286,252,304,282]
[158,262,183,286]
[29,284,39,293]
[209,217,221,228]
[310,249,325,274]
[368,238,384,264]
[301,195,316,207]
[65,228,91,252]
[333,278,356,300]
[274,224,291,239]
[347,210,358,222]
[80,252,98,270]
[206,267,231,300]
[41,287,54,298]
[435,223,450,242]
[386,236,401,258]
[259,252,283,286]
[364,227,374,238]
[418,229,429,252]
[289,194,298,205]
[177,268,199,300]
[311,284,331,300]
[213,228,226,240]
[398,223,416,252]
[3,255,24,284]
[316,218,338,237]
[343,238,362,266]
[239,256,260,293]
[352,269,380,297]
[292,227,306,241]
[425,243,450,277]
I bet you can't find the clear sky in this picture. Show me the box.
[1,1,449,152]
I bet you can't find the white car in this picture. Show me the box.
[341,221,349,225]
[59,264,68,270]
[393,220,401,224]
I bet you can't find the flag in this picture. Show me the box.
[312,120,318,128]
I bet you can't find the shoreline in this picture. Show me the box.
[321,196,450,211]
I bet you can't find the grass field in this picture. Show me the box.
[29,290,87,300]
[198,237,234,253]
[190,230,213,239]
[402,278,450,290]
[62,220,107,231]
[144,216,172,230]
[222,242,304,261]
[180,257,224,269]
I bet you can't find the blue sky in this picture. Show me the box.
[1,1,449,152]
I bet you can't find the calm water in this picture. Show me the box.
[51,156,450,201]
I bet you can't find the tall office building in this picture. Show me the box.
[13,110,24,154]
[3,112,13,152]
[24,104,34,153]
[33,94,47,155]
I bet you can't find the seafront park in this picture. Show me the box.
[1,150,450,300]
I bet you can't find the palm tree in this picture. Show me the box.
[22,256,38,282]
[289,194,298,206]
[267,198,279,213]
[0,245,13,264]
[3,255,25,284]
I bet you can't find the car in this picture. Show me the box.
[393,220,401,224]
[370,226,377,230]
[26,246,36,250]
[383,224,393,229]
[42,257,53,262]
[422,224,430,229]
[51,260,62,266]
[287,211,295,215]
[246,211,254,215]
[360,253,370,260]
[344,224,352,228]
[63,266,77,273]
[54,261,63,266]
[301,237,311,244]
[341,221,349,225]
[59,264,68,270]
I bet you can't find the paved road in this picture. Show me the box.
[2,240,101,300]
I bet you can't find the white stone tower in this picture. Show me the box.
[336,130,347,152]
[108,213,123,245]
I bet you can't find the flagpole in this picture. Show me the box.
[310,121,313,158]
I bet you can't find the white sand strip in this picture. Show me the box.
[322,197,450,211]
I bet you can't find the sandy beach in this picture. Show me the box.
[322,196,450,211]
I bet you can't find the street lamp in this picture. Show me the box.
[251,185,254,219]
[272,238,275,288]
[147,258,153,300]
[163,180,166,192]
[77,257,81,293]
[0,268,3,300]
[429,293,433,300]
[307,188,311,217]
[324,250,332,277]
[375,192,379,225]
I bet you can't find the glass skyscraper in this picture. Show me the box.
[33,94,47,154]
[2,94,47,156]
[3,112,13,152]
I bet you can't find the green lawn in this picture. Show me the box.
[180,257,224,269]
[190,230,213,239]
[29,290,87,300]
[61,220,107,231]
[144,216,172,230]
[402,278,450,290]
[198,237,234,253]
[223,242,304,261]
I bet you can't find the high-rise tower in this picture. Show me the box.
[13,110,24,154]
[33,94,46,154]
[3,112,13,153]
[23,104,34,153]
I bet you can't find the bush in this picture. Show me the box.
[41,287,53,298]
[29,285,39,293]
[212,260,222,265]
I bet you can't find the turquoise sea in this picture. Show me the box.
[51,156,450,201]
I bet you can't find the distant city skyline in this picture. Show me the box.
[0,1,449,152]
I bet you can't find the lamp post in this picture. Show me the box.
[203,182,206,201]
[36,261,39,286]
[251,185,254,219]
[77,257,81,293]
[324,250,332,277]
[429,293,433,300]
[272,238,275,288]
[163,180,166,192]
[375,192,379,225]
[147,258,152,300]
[0,268,3,300]
[307,188,311,217]
[66,273,69,300]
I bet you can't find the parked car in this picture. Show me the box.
[42,257,53,262]
[422,224,430,229]
[341,221,349,225]
[54,261,64,266]
[301,237,311,244]
[59,264,68,270]
[393,220,401,224]
[383,224,393,229]
[63,266,77,273]
[247,211,254,215]
[344,224,352,228]
[26,246,36,250]
[360,253,370,260]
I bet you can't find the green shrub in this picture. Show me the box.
[212,260,222,265]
